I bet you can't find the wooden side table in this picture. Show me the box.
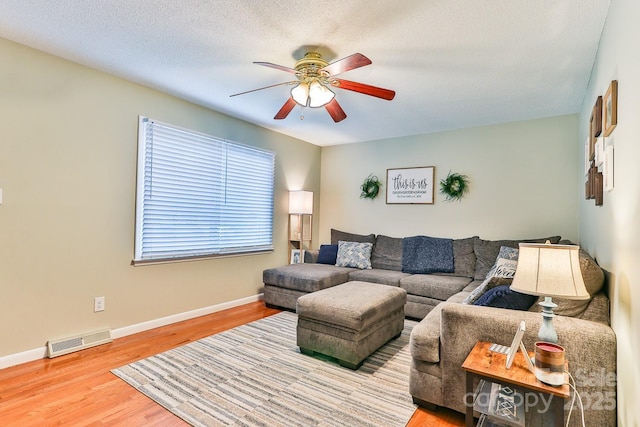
[462,341,570,427]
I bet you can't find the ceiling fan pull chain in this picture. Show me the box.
[300,105,305,120]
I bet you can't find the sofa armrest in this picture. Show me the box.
[438,303,617,425]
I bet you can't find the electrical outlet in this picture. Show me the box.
[94,296,105,312]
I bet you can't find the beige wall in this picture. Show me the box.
[578,0,640,425]
[319,115,580,244]
[0,37,321,358]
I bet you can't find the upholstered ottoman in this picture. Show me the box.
[296,281,407,369]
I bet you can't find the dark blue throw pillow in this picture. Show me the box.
[317,244,338,265]
[473,285,537,311]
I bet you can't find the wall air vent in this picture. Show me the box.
[47,329,112,358]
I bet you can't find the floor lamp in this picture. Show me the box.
[288,191,313,262]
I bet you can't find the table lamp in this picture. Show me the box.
[510,241,590,343]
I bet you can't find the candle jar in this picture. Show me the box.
[534,342,565,386]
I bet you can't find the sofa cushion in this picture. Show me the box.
[473,284,537,310]
[371,234,404,271]
[263,263,353,292]
[348,268,410,286]
[473,235,561,280]
[316,244,338,265]
[402,236,454,274]
[400,274,472,301]
[330,228,376,245]
[303,250,319,263]
[335,241,373,269]
[437,237,478,278]
[464,246,519,304]
[576,291,610,325]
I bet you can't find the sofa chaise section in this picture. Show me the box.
[263,263,354,310]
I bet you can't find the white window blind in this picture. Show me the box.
[134,117,275,263]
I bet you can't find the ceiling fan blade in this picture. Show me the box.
[325,99,347,123]
[230,81,297,97]
[321,53,371,76]
[254,61,297,74]
[274,98,297,120]
[331,78,396,101]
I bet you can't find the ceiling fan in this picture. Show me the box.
[230,52,395,123]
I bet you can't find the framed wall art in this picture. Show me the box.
[595,137,605,170]
[386,166,435,204]
[604,144,614,192]
[584,138,591,177]
[603,80,618,137]
[589,96,602,160]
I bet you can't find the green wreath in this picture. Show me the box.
[360,174,382,200]
[439,171,470,202]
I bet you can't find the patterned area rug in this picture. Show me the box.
[112,311,418,427]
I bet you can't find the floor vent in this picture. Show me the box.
[47,329,112,358]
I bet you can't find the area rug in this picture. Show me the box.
[112,311,418,427]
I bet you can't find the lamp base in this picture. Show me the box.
[538,297,558,343]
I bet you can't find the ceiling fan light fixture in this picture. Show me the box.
[236,51,394,122]
[291,82,309,106]
[308,80,335,108]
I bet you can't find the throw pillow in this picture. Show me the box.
[472,236,561,281]
[402,235,455,274]
[463,246,519,304]
[316,244,338,265]
[335,241,373,269]
[473,285,537,311]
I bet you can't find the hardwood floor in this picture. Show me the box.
[0,301,464,426]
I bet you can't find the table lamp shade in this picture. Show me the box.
[510,242,590,300]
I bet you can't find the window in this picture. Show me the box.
[133,117,275,264]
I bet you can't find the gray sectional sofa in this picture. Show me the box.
[262,229,617,426]
[264,229,479,319]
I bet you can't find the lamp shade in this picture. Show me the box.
[510,242,590,300]
[289,190,313,214]
[291,83,309,106]
[308,80,335,108]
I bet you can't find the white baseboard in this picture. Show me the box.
[0,347,48,370]
[0,294,263,370]
[111,293,263,339]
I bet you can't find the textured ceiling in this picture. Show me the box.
[0,1,610,146]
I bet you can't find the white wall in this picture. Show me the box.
[0,37,321,359]
[320,115,580,244]
[578,0,640,425]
